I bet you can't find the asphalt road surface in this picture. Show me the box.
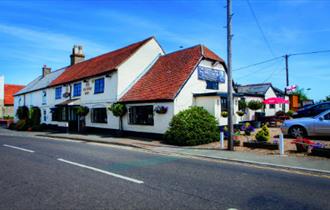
[0,134,330,210]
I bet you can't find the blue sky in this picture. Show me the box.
[0,0,329,100]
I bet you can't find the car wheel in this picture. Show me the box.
[289,126,307,138]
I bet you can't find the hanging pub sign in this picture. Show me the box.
[197,66,225,83]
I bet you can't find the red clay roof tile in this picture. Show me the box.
[50,37,153,86]
[4,84,25,105]
[120,45,225,102]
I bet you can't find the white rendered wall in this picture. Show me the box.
[174,59,227,114]
[117,38,164,98]
[122,102,174,134]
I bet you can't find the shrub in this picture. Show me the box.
[8,123,16,130]
[238,100,247,111]
[165,106,219,146]
[255,124,270,142]
[75,106,89,116]
[286,110,295,117]
[275,110,285,117]
[16,106,29,120]
[108,103,127,117]
[247,100,263,111]
[108,103,127,133]
[15,120,29,131]
[221,111,228,118]
[30,107,41,126]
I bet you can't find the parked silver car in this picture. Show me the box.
[281,109,330,138]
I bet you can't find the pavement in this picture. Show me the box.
[1,127,330,175]
[1,133,330,210]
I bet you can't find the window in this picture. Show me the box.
[221,97,228,112]
[42,90,47,105]
[55,87,62,99]
[43,110,47,122]
[206,81,219,90]
[73,82,82,97]
[269,104,275,109]
[51,107,67,121]
[129,105,154,125]
[94,78,104,94]
[92,108,107,123]
[324,113,330,120]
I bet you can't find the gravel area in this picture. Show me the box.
[190,128,330,158]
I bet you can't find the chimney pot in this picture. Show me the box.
[70,45,85,65]
[42,65,51,77]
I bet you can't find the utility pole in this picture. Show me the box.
[285,54,289,87]
[227,0,234,151]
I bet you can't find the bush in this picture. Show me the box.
[16,106,29,120]
[255,124,270,142]
[8,123,16,130]
[75,106,89,116]
[15,120,29,131]
[30,107,41,126]
[238,100,247,111]
[108,103,127,117]
[286,110,295,117]
[247,100,263,111]
[275,110,285,117]
[165,106,219,146]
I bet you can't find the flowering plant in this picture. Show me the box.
[241,122,255,136]
[291,138,315,153]
[154,105,168,114]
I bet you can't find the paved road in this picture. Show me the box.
[0,134,330,210]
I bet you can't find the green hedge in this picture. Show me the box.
[165,106,219,146]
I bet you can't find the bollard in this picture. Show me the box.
[279,133,284,155]
[220,132,224,149]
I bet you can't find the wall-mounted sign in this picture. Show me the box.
[198,66,225,83]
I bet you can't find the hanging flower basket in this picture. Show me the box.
[154,105,168,114]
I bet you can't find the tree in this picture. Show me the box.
[247,100,263,111]
[108,103,127,133]
[30,107,41,126]
[325,95,330,101]
[238,100,247,111]
[291,87,309,102]
[16,106,29,120]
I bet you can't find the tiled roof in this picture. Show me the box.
[4,84,25,105]
[15,68,65,96]
[120,45,225,102]
[50,37,154,86]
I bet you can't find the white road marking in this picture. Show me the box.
[57,158,144,184]
[3,144,35,153]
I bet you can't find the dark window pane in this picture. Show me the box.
[206,81,219,90]
[94,78,104,94]
[129,106,154,125]
[73,83,81,97]
[92,108,107,123]
[221,97,228,112]
[55,87,62,99]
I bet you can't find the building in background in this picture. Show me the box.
[0,75,25,118]
[235,83,289,121]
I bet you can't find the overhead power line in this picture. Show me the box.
[246,0,275,57]
[234,49,330,72]
[289,49,330,57]
[233,56,282,71]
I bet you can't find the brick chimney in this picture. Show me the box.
[42,65,51,77]
[70,45,85,65]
